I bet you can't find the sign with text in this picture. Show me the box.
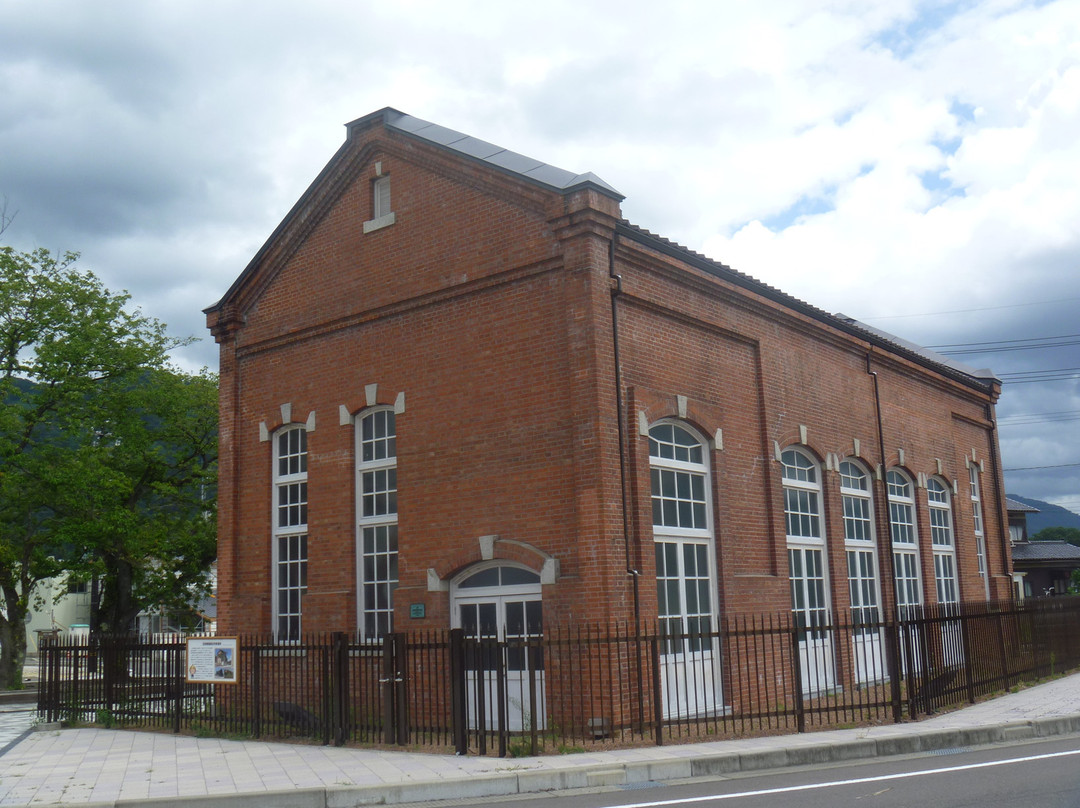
[185,637,239,684]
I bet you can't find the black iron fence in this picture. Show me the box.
[37,596,1080,755]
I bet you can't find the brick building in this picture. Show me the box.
[206,108,1010,713]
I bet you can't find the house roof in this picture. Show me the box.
[1011,540,1080,563]
[616,222,998,392]
[1006,497,1040,513]
[205,109,1002,394]
[354,108,624,199]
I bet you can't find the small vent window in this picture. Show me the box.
[363,174,396,233]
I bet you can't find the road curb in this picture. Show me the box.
[14,714,1080,808]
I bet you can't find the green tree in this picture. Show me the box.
[0,245,215,689]
[62,366,218,633]
[1030,526,1080,546]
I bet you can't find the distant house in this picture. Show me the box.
[1007,497,1039,543]
[206,108,1012,716]
[21,578,96,654]
[1009,498,1080,597]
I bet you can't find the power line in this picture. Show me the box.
[999,409,1080,421]
[997,367,1080,384]
[857,295,1080,321]
[929,334,1080,355]
[997,411,1080,426]
[1003,462,1080,472]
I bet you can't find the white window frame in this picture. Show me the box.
[887,469,922,617]
[927,477,959,606]
[649,422,717,654]
[969,464,990,599]
[356,407,398,639]
[273,425,308,642]
[782,448,830,637]
[840,460,880,632]
[363,175,396,233]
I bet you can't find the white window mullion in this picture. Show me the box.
[928,477,958,606]
[273,426,308,642]
[357,408,399,638]
[887,470,922,617]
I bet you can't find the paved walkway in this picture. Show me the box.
[1,673,1079,807]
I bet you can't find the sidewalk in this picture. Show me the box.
[2,672,1079,807]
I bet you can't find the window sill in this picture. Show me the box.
[363,212,396,233]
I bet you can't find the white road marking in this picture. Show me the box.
[614,746,1080,807]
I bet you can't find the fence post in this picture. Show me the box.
[449,628,467,756]
[321,640,332,746]
[959,608,976,705]
[885,619,902,724]
[41,639,54,723]
[650,634,663,746]
[790,621,805,734]
[495,638,507,758]
[173,638,184,734]
[252,645,262,739]
[381,634,396,745]
[331,631,348,746]
[393,633,409,746]
[527,637,538,757]
[102,635,115,711]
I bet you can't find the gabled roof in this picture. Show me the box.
[1007,497,1040,513]
[1011,540,1080,563]
[205,109,1000,394]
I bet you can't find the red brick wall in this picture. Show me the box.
[613,235,1010,624]
[210,117,1010,640]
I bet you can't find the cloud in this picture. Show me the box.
[1,0,1079,508]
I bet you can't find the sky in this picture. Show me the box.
[2,0,1079,516]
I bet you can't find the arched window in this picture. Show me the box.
[927,477,958,605]
[649,423,713,649]
[273,425,308,641]
[887,469,922,616]
[840,460,880,630]
[781,448,828,637]
[969,464,990,599]
[357,408,398,638]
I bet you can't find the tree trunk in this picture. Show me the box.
[0,594,28,690]
[98,558,140,634]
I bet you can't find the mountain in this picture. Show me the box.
[1007,494,1080,535]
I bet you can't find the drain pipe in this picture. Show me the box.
[869,354,906,722]
[609,233,641,630]
[986,400,1008,600]
[868,354,900,618]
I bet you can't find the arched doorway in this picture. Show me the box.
[451,564,545,731]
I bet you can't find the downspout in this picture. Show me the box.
[609,233,641,631]
[868,354,900,618]
[869,354,905,723]
[986,400,1009,600]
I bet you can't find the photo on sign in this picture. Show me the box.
[186,637,239,684]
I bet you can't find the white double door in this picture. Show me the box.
[453,586,545,732]
[656,538,723,719]
[789,546,836,695]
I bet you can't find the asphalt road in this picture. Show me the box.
[424,735,1080,808]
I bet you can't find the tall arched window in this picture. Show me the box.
[273,425,308,641]
[782,447,834,694]
[782,448,828,635]
[357,408,398,638]
[840,460,880,630]
[928,477,958,605]
[969,464,990,599]
[649,423,714,650]
[887,469,922,617]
